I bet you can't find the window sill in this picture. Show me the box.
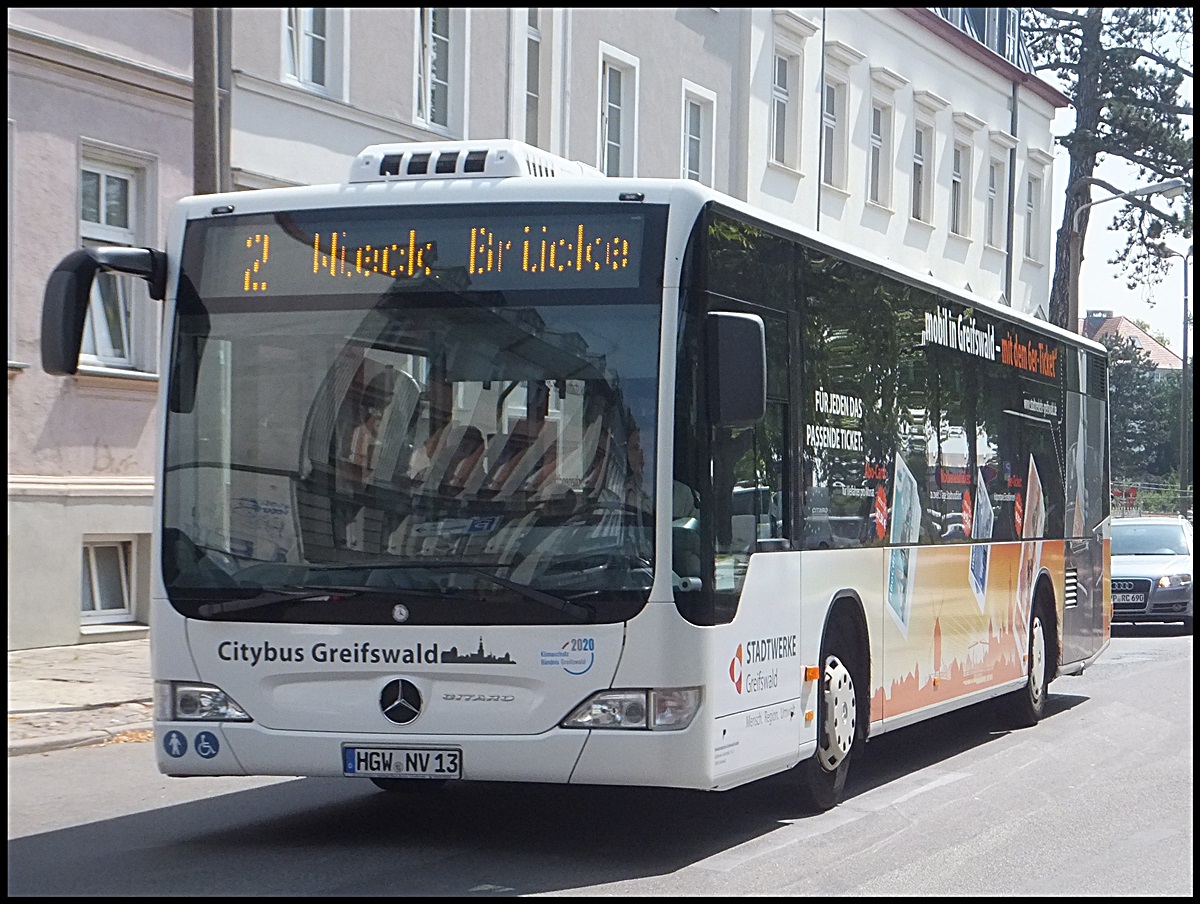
[907,217,935,232]
[74,365,159,396]
[281,75,334,98]
[864,199,894,216]
[1022,256,1045,268]
[77,364,158,381]
[947,230,972,245]
[80,622,148,642]
[766,160,804,179]
[414,120,457,139]
[8,361,31,377]
[983,243,1007,255]
[820,181,851,199]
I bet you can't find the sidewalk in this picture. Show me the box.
[7,638,154,756]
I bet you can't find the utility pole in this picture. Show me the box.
[193,8,231,194]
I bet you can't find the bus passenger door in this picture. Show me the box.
[1061,379,1108,663]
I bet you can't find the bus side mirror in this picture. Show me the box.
[705,311,766,427]
[41,246,166,375]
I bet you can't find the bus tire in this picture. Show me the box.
[1007,593,1052,728]
[369,777,448,793]
[794,616,860,812]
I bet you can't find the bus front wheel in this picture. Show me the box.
[793,617,859,811]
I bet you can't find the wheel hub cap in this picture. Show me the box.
[817,655,855,770]
[1029,617,1045,703]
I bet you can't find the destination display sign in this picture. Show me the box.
[191,207,648,297]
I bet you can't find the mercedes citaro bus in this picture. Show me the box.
[41,139,1111,810]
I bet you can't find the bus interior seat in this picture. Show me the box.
[673,480,702,580]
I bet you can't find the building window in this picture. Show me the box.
[1003,9,1020,63]
[821,81,845,187]
[602,63,623,176]
[912,123,932,222]
[682,82,715,185]
[951,141,971,236]
[1025,172,1043,260]
[525,9,541,147]
[285,8,327,88]
[417,7,451,129]
[770,10,817,172]
[986,158,1004,247]
[868,101,893,206]
[599,46,638,177]
[81,540,133,624]
[282,8,345,98]
[79,161,137,369]
[771,53,791,166]
[685,100,703,181]
[963,7,987,41]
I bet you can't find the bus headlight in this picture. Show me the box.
[561,687,701,731]
[156,681,252,722]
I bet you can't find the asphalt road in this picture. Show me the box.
[8,624,1192,896]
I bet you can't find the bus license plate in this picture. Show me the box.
[1112,593,1145,604]
[343,746,462,779]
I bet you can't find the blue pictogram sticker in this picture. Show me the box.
[344,748,357,773]
[163,730,188,758]
[194,730,220,759]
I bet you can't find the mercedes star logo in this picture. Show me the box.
[380,678,423,725]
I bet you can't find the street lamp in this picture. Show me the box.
[1067,177,1187,332]
[1155,243,1193,516]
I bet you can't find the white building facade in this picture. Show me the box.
[7,7,1066,649]
[8,8,193,649]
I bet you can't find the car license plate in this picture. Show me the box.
[1112,592,1145,604]
[343,746,462,779]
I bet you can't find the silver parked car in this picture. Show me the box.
[1109,516,1193,631]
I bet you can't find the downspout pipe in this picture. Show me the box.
[1005,81,1018,306]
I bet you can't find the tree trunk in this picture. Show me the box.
[1048,8,1105,331]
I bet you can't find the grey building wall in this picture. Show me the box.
[7,6,1063,649]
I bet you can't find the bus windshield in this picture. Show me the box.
[162,203,666,625]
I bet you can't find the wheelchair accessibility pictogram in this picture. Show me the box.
[194,730,220,759]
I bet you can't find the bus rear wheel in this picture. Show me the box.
[1007,596,1052,728]
[794,618,859,812]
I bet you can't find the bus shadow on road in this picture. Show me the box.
[7,689,1092,897]
[7,770,867,895]
[841,688,1089,802]
[1110,622,1191,639]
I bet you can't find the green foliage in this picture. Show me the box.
[1133,482,1184,515]
[1023,8,1193,328]
[1102,332,1179,481]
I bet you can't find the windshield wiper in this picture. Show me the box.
[316,559,596,622]
[194,585,366,618]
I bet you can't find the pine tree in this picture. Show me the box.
[1023,8,1193,329]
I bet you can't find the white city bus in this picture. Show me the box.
[42,139,1111,810]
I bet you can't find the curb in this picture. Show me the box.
[8,722,154,757]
